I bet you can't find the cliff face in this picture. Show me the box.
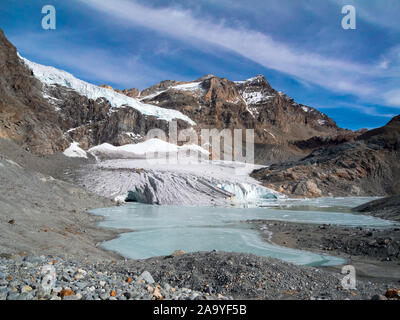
[0,29,70,154]
[252,115,400,197]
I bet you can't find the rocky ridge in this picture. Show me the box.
[252,115,400,197]
[353,195,400,222]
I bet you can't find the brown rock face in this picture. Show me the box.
[252,115,400,197]
[137,74,351,164]
[99,84,113,90]
[122,88,139,98]
[98,85,140,98]
[0,29,70,154]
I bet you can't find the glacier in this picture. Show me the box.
[218,183,279,204]
[78,155,283,206]
[19,55,196,125]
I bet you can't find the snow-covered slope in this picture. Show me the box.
[63,142,88,158]
[88,138,209,159]
[20,56,195,125]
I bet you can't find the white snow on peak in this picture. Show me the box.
[63,142,88,159]
[317,119,326,125]
[234,75,265,84]
[302,106,309,112]
[241,91,273,106]
[173,82,203,92]
[20,56,195,125]
[140,81,205,101]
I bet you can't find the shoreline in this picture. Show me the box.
[248,220,400,283]
[1,136,399,299]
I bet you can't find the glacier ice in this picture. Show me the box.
[78,157,282,207]
[19,55,196,125]
[217,183,279,204]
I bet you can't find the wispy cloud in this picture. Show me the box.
[319,102,397,118]
[383,90,400,108]
[78,0,383,98]
[9,31,181,89]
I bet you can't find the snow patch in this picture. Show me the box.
[173,82,203,92]
[63,142,88,159]
[88,138,210,159]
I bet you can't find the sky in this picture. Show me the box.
[0,0,399,130]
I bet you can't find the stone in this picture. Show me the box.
[63,293,82,300]
[152,286,163,300]
[172,250,185,257]
[100,293,108,300]
[60,289,75,298]
[137,271,155,284]
[21,285,33,293]
[75,282,88,290]
[16,292,34,300]
[7,292,20,300]
[384,289,400,299]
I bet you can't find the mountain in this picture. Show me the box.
[138,74,342,144]
[0,28,354,166]
[252,115,400,197]
[104,74,357,164]
[0,29,192,155]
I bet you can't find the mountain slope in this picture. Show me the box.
[252,115,400,197]
[137,75,347,146]
[0,29,192,155]
[0,29,70,154]
[117,74,356,164]
[1,28,354,166]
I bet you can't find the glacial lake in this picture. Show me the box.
[91,197,397,267]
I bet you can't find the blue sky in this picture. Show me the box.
[1,0,399,129]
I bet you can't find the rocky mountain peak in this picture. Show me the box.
[99,84,113,90]
[196,74,217,81]
[388,114,400,125]
[140,80,179,98]
[201,76,241,103]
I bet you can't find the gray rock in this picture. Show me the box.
[63,294,81,300]
[16,292,34,300]
[137,271,154,284]
[75,282,88,290]
[7,292,20,300]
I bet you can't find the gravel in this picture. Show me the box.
[1,252,398,300]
